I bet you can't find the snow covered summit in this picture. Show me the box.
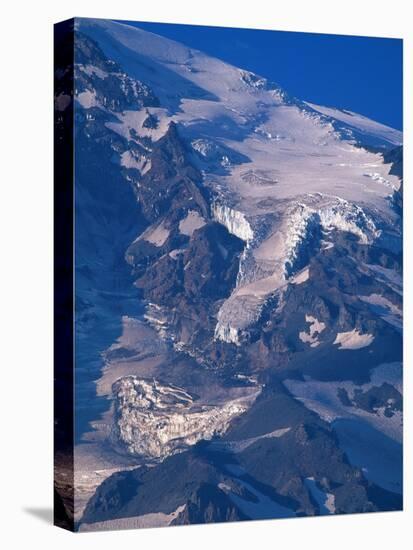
[76,18,402,344]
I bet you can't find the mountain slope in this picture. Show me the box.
[66,18,403,529]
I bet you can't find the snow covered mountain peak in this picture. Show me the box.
[75,18,402,345]
[67,19,403,525]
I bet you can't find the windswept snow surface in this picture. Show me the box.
[305,102,402,149]
[77,18,402,344]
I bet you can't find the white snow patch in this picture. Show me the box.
[120,150,151,173]
[79,64,109,80]
[291,267,309,285]
[106,107,172,143]
[178,210,206,236]
[363,172,393,189]
[169,248,186,260]
[317,198,381,244]
[299,315,326,348]
[333,329,374,350]
[324,492,336,513]
[135,221,170,247]
[77,89,98,108]
[321,240,334,251]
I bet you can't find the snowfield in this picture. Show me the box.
[178,210,206,236]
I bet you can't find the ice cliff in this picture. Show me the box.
[212,202,254,243]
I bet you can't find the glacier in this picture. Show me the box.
[76,19,401,346]
[111,377,259,459]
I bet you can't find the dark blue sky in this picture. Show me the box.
[120,20,402,130]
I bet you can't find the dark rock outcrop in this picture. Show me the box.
[135,122,209,221]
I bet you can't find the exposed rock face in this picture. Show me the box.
[134,223,244,303]
[383,145,403,179]
[236,421,374,515]
[131,221,245,352]
[134,122,208,221]
[338,382,402,417]
[75,32,159,112]
[171,484,248,525]
[81,451,248,526]
[111,377,256,459]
